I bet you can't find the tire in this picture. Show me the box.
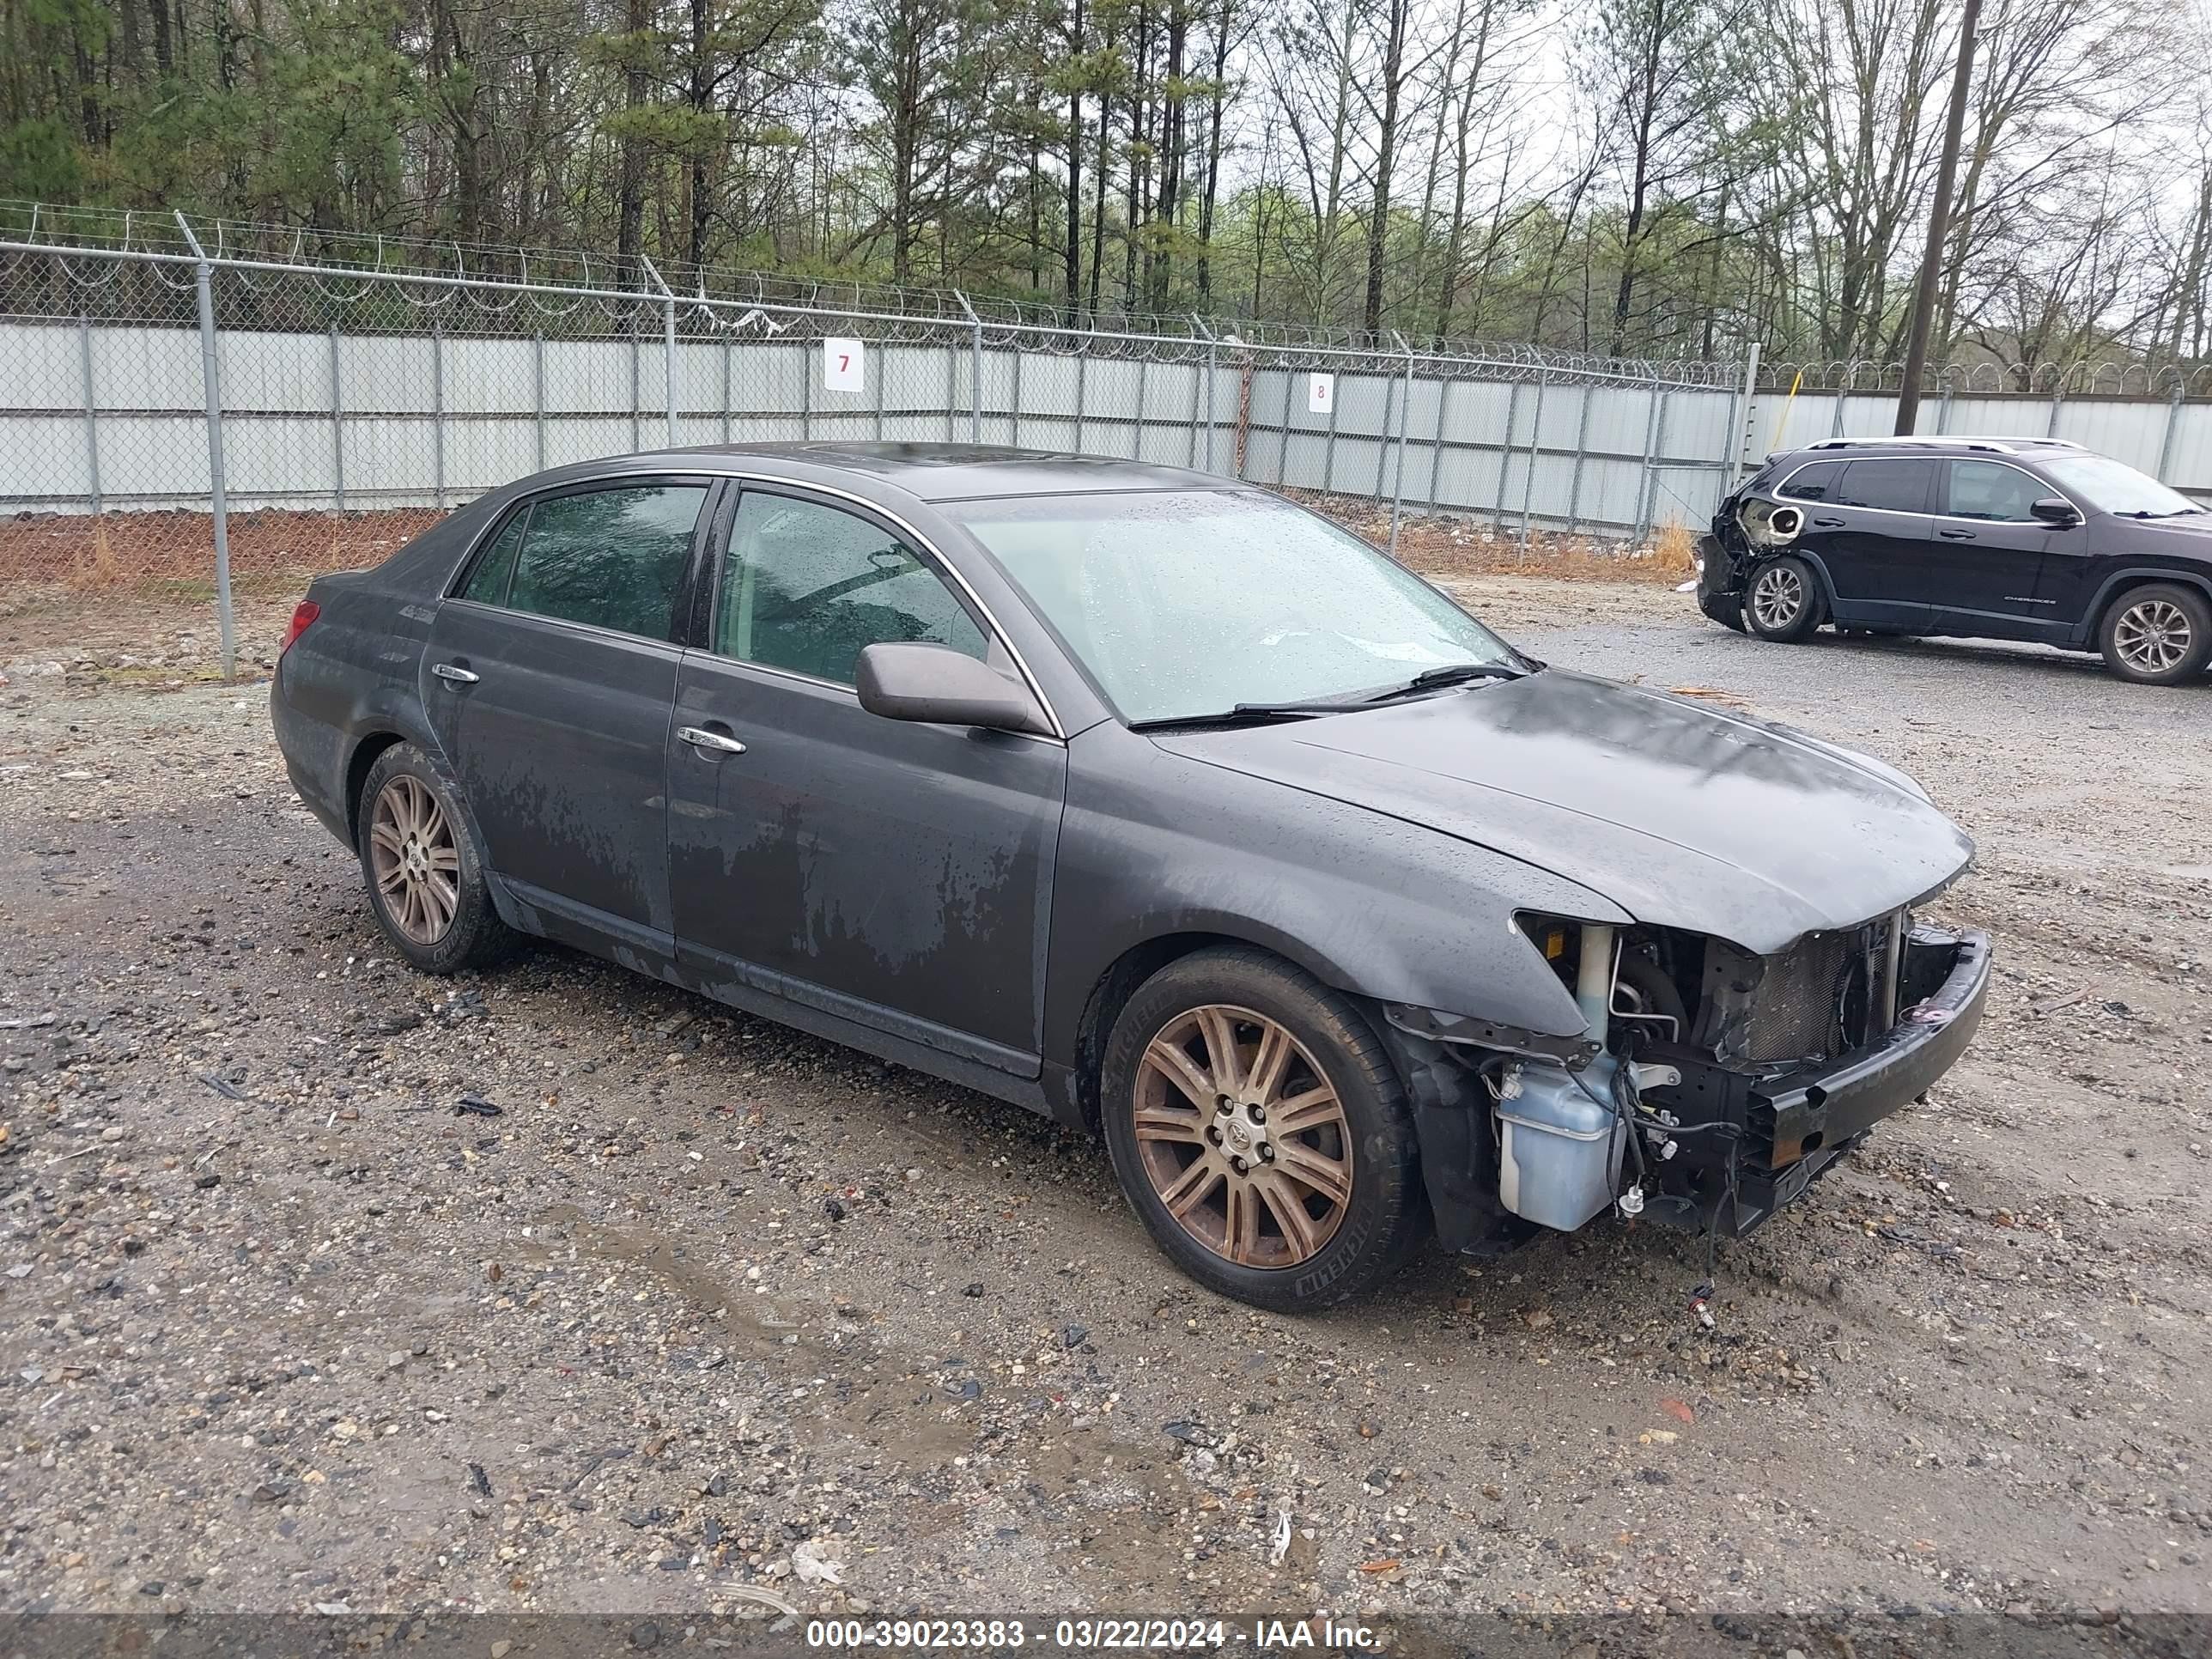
[356,742,518,975]
[1744,556,1824,642]
[2096,583,2212,686]
[1100,947,1423,1312]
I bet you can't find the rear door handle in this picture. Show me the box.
[1937,528,1976,540]
[678,726,747,756]
[431,662,479,684]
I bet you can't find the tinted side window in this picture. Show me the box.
[506,483,707,639]
[460,510,529,604]
[1778,462,1844,501]
[1946,460,2046,522]
[1835,459,1934,514]
[717,494,988,685]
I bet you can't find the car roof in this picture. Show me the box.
[1772,436,2085,464]
[606,441,1231,503]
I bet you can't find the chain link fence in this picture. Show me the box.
[5,203,2207,678]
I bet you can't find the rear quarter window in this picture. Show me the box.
[460,511,528,605]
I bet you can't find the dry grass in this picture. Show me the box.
[1650,520,1700,580]
[1292,489,1698,587]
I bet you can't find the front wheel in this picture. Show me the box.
[1100,948,1423,1311]
[2098,583,2212,685]
[1745,556,1823,642]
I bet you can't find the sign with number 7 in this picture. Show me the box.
[823,337,866,393]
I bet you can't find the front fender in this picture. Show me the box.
[2081,564,2212,641]
[1747,546,1840,613]
[1042,723,1622,1070]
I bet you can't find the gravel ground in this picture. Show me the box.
[3,575,2209,1631]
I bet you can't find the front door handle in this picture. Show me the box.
[1812,516,1845,528]
[1937,528,1977,540]
[431,662,480,685]
[678,726,748,756]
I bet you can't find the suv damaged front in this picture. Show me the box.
[1696,459,1793,629]
[1385,902,1990,1257]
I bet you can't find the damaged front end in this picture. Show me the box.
[1696,468,1802,628]
[1385,910,1990,1253]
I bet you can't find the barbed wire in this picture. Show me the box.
[0,200,1758,386]
[9,201,2208,395]
[1760,358,2212,397]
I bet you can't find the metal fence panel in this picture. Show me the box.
[10,218,2209,677]
[2050,398,2163,468]
[2168,403,2212,494]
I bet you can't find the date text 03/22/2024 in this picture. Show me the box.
[803,1618,1382,1650]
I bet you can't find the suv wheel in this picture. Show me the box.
[2099,584,2212,685]
[358,743,519,974]
[1745,556,1822,642]
[1100,948,1422,1312]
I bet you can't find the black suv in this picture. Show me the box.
[1696,437,2212,684]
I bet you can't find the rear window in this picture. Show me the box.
[1778,461,1844,501]
[1835,459,1935,514]
[501,483,708,640]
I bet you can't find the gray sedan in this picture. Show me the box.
[271,443,1991,1310]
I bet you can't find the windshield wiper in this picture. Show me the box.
[1360,660,1530,702]
[1132,661,1534,731]
[1130,699,1362,732]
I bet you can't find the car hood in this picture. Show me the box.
[1148,670,1974,955]
[2122,511,2212,542]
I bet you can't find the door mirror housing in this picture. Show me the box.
[856,642,1053,736]
[2030,496,2081,526]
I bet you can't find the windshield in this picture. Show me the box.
[2040,453,2203,518]
[951,490,1518,724]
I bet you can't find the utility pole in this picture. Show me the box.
[1895,0,1981,434]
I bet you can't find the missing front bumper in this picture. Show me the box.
[1638,924,1991,1237]
[1754,925,1990,1166]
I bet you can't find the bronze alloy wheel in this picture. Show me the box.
[367,774,462,945]
[1133,1005,1355,1269]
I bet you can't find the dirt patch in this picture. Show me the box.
[0,507,434,684]
[0,506,441,596]
[1286,489,1699,586]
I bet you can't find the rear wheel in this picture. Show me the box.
[357,743,517,975]
[1745,556,1823,642]
[2098,583,2212,685]
[1100,948,1422,1311]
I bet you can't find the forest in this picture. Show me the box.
[3,0,2209,369]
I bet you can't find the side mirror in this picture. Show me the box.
[2030,496,2081,526]
[855,641,1053,736]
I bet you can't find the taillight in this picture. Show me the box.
[281,600,320,654]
